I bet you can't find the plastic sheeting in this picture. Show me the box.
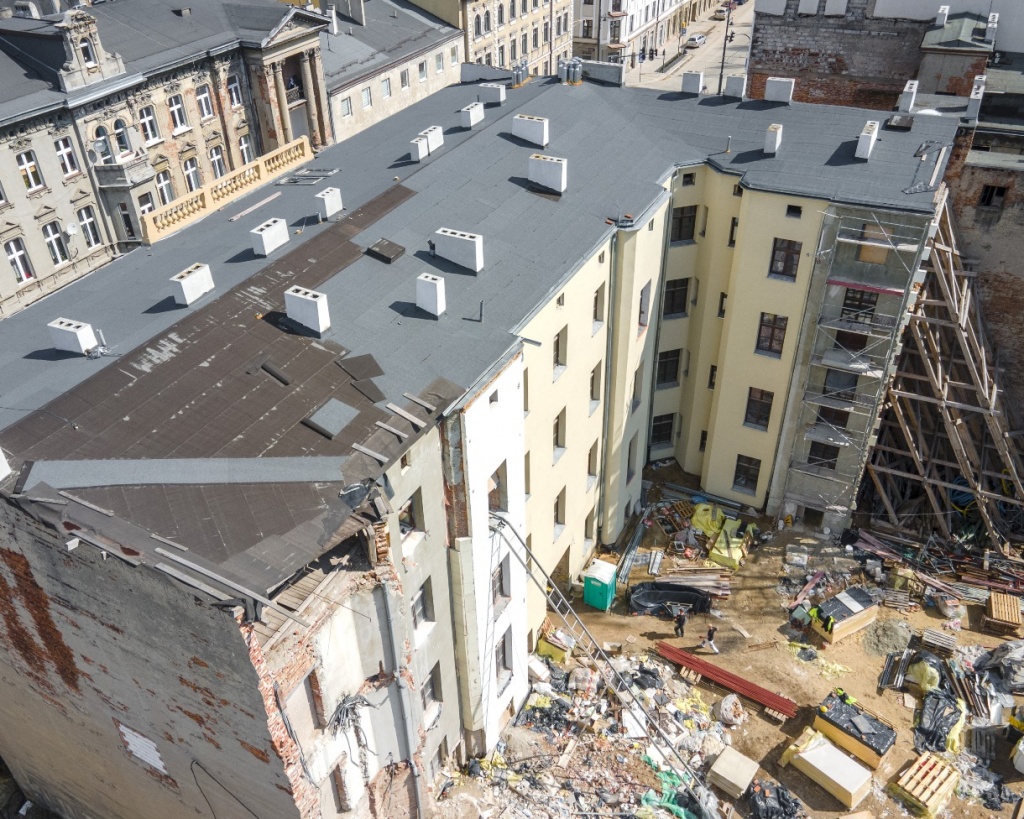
[628,582,713,616]
[914,689,965,753]
[692,504,726,537]
[906,650,945,694]
[816,690,896,757]
[977,639,1024,692]
[747,779,805,819]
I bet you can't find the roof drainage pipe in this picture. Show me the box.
[381,579,425,818]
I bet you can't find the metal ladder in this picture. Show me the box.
[489,515,717,819]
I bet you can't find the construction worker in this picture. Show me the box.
[700,625,719,654]
[673,607,688,638]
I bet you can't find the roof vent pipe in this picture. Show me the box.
[966,76,985,119]
[855,121,879,160]
[986,13,998,44]
[764,76,795,104]
[898,80,917,112]
[327,4,339,35]
[764,123,783,155]
[935,5,948,27]
[416,273,446,318]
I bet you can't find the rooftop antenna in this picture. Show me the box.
[86,328,118,359]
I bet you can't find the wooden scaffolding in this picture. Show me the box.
[863,195,1024,553]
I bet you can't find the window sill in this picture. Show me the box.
[592,319,604,336]
[171,126,193,137]
[402,529,426,552]
[650,440,673,450]
[727,242,736,248]
[767,273,797,283]
[497,670,513,696]
[731,484,757,496]
[743,422,769,433]
[553,446,566,465]
[670,239,696,247]
[589,399,600,416]
[200,115,215,123]
[414,620,436,647]
[493,594,511,619]
[423,701,442,728]
[144,138,164,148]
[62,172,84,184]
[586,474,597,492]
[655,381,679,391]
[553,364,567,382]
[553,523,565,541]
[754,349,783,359]
[662,311,688,320]
[15,277,35,288]
[26,186,50,199]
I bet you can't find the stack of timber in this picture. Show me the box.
[780,727,872,809]
[920,628,957,658]
[889,753,959,818]
[661,565,732,597]
[984,592,1022,637]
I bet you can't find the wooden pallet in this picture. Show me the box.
[889,753,960,818]
[921,628,957,658]
[883,589,917,611]
[986,592,1022,636]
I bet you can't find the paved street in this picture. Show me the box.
[621,0,756,92]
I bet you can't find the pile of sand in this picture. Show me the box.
[862,618,913,656]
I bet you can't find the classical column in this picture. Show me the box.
[272,61,293,144]
[299,50,322,149]
[308,46,332,146]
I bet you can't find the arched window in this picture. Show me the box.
[94,126,111,162]
[474,14,481,36]
[79,37,96,66]
[497,4,504,25]
[484,11,491,31]
[113,119,130,154]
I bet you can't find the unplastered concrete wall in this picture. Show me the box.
[0,496,297,819]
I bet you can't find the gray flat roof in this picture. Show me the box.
[921,12,992,52]
[319,0,461,93]
[0,78,958,586]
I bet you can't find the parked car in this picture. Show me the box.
[686,33,707,48]
[712,8,727,19]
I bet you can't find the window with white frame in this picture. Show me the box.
[418,61,427,81]
[94,126,112,162]
[209,146,226,178]
[79,37,96,65]
[139,106,159,143]
[381,77,392,98]
[183,157,200,192]
[400,69,410,89]
[77,205,101,247]
[168,95,188,130]
[0,181,6,204]
[196,84,214,120]
[239,134,254,165]
[451,46,458,64]
[137,193,155,215]
[5,238,32,283]
[435,53,444,73]
[340,96,353,117]
[113,118,131,154]
[361,87,372,108]
[17,151,43,191]
[54,136,79,176]
[42,221,69,265]
[227,74,242,107]
[155,170,174,205]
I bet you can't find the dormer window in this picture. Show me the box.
[80,37,96,67]
[113,119,131,154]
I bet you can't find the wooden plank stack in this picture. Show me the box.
[889,753,960,818]
[920,628,957,658]
[984,592,1022,637]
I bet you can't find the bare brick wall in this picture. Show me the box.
[749,0,930,109]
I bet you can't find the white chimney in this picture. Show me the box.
[419,126,444,153]
[434,228,484,273]
[316,186,343,221]
[764,76,795,104]
[935,5,948,27]
[512,114,549,148]
[966,76,985,119]
[479,83,506,104]
[461,102,485,129]
[327,3,339,34]
[416,273,446,318]
[411,137,429,162]
[724,74,746,99]
[986,13,998,44]
[764,123,783,155]
[170,263,214,306]
[527,154,568,193]
[48,318,98,355]
[681,71,703,94]
[250,217,289,257]
[285,286,331,334]
[898,80,918,112]
[855,121,879,160]
[0,447,11,483]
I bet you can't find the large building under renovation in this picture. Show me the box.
[0,67,1014,817]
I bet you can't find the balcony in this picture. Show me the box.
[92,153,156,189]
[286,82,305,105]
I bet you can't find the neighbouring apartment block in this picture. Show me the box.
[572,0,706,64]
[0,72,958,817]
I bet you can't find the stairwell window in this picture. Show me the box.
[744,387,774,430]
[17,151,43,191]
[756,313,788,357]
[663,278,689,318]
[733,455,761,494]
[436,53,444,73]
[769,238,802,281]
[671,205,695,242]
[412,579,435,632]
[651,413,674,447]
[401,69,410,89]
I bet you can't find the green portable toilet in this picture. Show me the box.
[583,559,617,612]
